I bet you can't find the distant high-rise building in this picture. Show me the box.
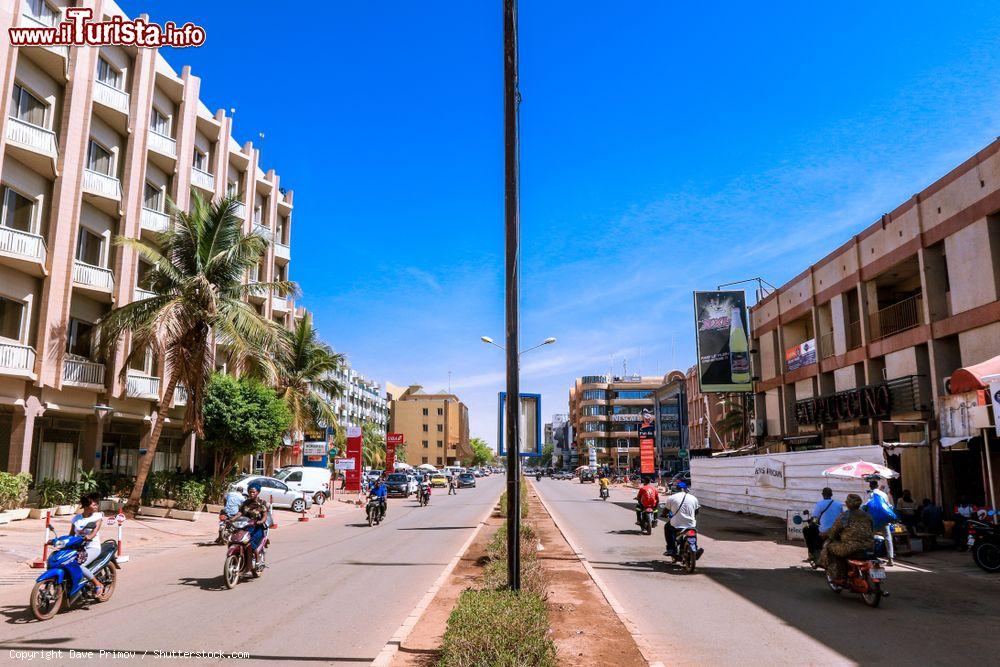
[387,385,471,467]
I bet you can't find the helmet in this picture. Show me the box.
[676,481,688,490]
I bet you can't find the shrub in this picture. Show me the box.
[174,480,206,511]
[77,469,101,495]
[481,556,550,598]
[57,480,80,505]
[33,478,63,507]
[486,523,537,562]
[147,470,177,501]
[498,479,528,519]
[0,472,32,511]
[438,589,556,667]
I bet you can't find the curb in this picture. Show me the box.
[370,495,499,667]
[528,480,665,667]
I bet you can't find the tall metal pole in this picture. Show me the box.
[503,0,521,592]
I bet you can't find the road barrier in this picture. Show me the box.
[298,492,310,522]
[29,510,55,568]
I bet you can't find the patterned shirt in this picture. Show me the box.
[240,497,268,522]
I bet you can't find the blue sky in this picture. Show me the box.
[125,1,1000,448]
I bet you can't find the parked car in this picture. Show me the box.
[230,475,312,513]
[430,474,448,488]
[580,469,596,483]
[385,473,414,497]
[457,473,477,488]
[366,469,384,483]
[274,466,331,504]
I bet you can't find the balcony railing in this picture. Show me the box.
[847,320,862,349]
[6,117,58,156]
[134,287,156,301]
[19,12,67,56]
[82,169,122,200]
[93,80,130,114]
[274,241,290,261]
[869,294,923,341]
[140,207,170,233]
[63,357,106,386]
[232,201,246,219]
[820,330,835,359]
[252,223,271,240]
[174,384,189,407]
[126,371,161,399]
[191,167,215,191]
[147,130,176,157]
[0,342,35,373]
[0,226,46,263]
[271,293,290,312]
[73,260,114,290]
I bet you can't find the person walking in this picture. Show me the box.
[867,478,896,565]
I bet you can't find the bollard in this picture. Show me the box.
[298,492,310,522]
[115,506,130,563]
[268,496,278,529]
[316,497,325,519]
[30,511,54,568]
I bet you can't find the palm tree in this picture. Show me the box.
[273,312,345,442]
[715,395,748,448]
[97,192,296,514]
[362,422,386,469]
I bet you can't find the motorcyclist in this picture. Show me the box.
[634,476,660,527]
[227,483,269,552]
[599,474,611,499]
[418,475,432,504]
[217,487,246,543]
[662,481,702,559]
[369,476,388,521]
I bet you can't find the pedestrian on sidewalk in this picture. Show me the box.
[867,478,896,565]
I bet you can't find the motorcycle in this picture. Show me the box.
[30,535,119,620]
[639,507,658,535]
[600,487,609,501]
[825,546,887,607]
[222,518,269,589]
[217,513,238,544]
[967,519,1000,573]
[670,527,701,573]
[418,487,431,507]
[536,473,542,481]
[367,498,386,526]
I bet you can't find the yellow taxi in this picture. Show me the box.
[430,474,448,488]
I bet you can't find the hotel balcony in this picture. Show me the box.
[134,286,156,302]
[18,12,68,64]
[63,357,106,388]
[82,169,122,214]
[869,294,923,341]
[147,130,177,159]
[73,260,115,301]
[173,384,189,407]
[273,241,290,262]
[140,207,170,235]
[252,223,271,240]
[93,80,130,116]
[126,371,161,400]
[847,320,863,350]
[232,201,246,219]
[0,226,47,276]
[0,342,36,378]
[820,329,835,359]
[191,167,215,193]
[6,117,58,177]
[271,294,290,313]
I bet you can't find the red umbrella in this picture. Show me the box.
[822,460,898,479]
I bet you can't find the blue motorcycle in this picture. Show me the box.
[30,534,120,620]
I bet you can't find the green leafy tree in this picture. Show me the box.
[274,312,345,440]
[201,373,292,488]
[97,193,294,514]
[362,422,386,469]
[466,437,495,467]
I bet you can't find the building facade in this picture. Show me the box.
[0,1,296,481]
[388,385,471,467]
[545,413,571,469]
[328,364,389,435]
[569,374,663,469]
[749,137,1000,507]
[651,370,687,473]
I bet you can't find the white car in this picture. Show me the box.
[275,466,332,504]
[231,475,313,513]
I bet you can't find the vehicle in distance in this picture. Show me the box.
[230,475,312,513]
[430,474,448,488]
[457,473,476,488]
[386,473,414,497]
[274,466,330,504]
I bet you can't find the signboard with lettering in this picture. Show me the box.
[785,339,817,372]
[754,458,785,488]
[794,383,892,425]
[638,408,655,474]
[693,290,752,393]
[345,426,363,492]
[611,414,642,422]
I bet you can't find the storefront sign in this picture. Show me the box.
[639,409,655,474]
[334,457,355,471]
[302,442,326,457]
[991,381,1000,437]
[785,339,817,372]
[939,390,988,446]
[693,291,752,393]
[754,458,785,488]
[794,383,892,425]
[611,414,642,422]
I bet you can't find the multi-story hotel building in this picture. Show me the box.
[0,1,296,481]
[749,137,1000,507]
[568,374,663,469]
[328,363,389,436]
[387,384,470,467]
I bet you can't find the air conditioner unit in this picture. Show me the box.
[749,420,766,437]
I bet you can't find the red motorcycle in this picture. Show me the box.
[223,518,269,589]
[826,550,887,607]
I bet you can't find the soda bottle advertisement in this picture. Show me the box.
[693,291,753,393]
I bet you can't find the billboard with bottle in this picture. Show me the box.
[693,290,753,393]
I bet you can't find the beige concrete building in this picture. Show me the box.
[750,137,1000,507]
[0,0,296,480]
[387,384,470,467]
[569,374,663,469]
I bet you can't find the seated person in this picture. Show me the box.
[818,493,874,584]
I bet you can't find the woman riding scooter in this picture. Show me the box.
[818,493,874,585]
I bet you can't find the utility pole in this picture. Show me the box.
[503,0,522,592]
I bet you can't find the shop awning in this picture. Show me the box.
[949,354,1000,393]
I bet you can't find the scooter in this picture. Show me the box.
[967,519,1000,573]
[670,526,702,573]
[418,487,431,507]
[600,487,609,501]
[536,473,542,481]
[638,507,658,535]
[30,535,119,620]
[367,498,386,526]
[222,518,269,589]
[826,544,887,607]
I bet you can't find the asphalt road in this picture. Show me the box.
[532,478,1000,666]
[0,476,502,664]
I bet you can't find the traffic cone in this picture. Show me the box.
[30,511,54,568]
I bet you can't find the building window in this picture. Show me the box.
[421,457,428,464]
[150,108,171,136]
[437,440,443,447]
[422,440,428,448]
[96,57,123,90]
[422,424,428,432]
[227,180,240,199]
[2,187,35,233]
[436,457,443,465]
[143,182,162,212]
[66,318,94,358]
[86,140,113,176]
[614,390,652,400]
[192,148,207,171]
[437,408,443,416]
[25,0,58,26]
[10,83,48,128]
[436,424,443,432]
[422,408,428,416]
[253,206,262,225]
[0,296,25,341]
[582,389,607,401]
[582,405,605,416]
[75,228,103,266]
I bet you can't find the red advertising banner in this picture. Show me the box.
[386,433,405,446]
[639,438,655,474]
[385,433,403,474]
[345,426,363,492]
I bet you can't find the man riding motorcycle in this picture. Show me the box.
[662,481,702,559]
[227,483,269,552]
[599,475,611,500]
[369,477,388,522]
[635,477,660,527]
[418,475,432,505]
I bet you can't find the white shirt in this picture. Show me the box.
[71,511,104,538]
[663,491,699,529]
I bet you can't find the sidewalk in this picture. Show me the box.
[0,499,358,588]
